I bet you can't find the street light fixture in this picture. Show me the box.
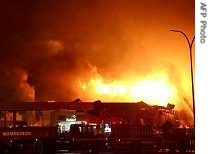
[170,29,195,126]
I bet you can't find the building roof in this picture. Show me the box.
[0,101,94,111]
[101,101,151,114]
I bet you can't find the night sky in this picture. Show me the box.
[0,0,194,112]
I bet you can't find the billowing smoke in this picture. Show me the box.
[0,61,34,102]
[0,0,194,119]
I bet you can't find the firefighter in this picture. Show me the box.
[162,120,173,135]
[161,120,174,153]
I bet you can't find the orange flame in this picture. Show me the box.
[79,72,178,107]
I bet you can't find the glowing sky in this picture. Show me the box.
[0,0,194,112]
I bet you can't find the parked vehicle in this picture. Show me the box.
[108,124,155,153]
[0,125,58,154]
[58,123,109,153]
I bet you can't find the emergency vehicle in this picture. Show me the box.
[0,100,195,153]
[0,101,94,153]
[98,102,195,153]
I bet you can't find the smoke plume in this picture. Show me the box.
[0,0,194,117]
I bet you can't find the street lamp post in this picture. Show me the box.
[170,29,195,126]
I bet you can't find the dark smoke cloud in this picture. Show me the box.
[0,0,194,103]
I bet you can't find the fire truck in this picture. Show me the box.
[0,126,58,154]
[55,101,110,153]
[0,101,94,154]
[97,102,195,153]
[56,123,109,153]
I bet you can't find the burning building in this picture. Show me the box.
[0,0,194,127]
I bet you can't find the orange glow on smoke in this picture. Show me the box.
[79,72,178,106]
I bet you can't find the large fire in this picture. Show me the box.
[79,71,178,107]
